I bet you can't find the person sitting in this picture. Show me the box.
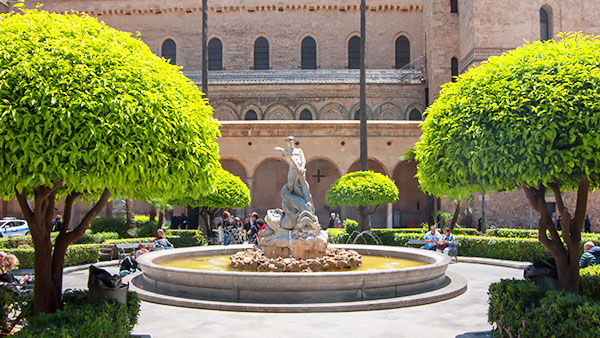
[119,252,139,277]
[580,241,600,269]
[436,228,458,255]
[0,254,30,285]
[423,225,442,250]
[135,244,150,258]
[153,229,174,250]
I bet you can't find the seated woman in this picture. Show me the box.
[119,252,139,277]
[135,244,150,258]
[436,228,458,256]
[0,254,30,284]
[153,229,174,250]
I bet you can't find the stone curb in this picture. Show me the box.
[457,257,530,270]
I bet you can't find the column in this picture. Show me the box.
[387,203,393,229]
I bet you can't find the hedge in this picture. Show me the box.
[488,279,600,338]
[3,244,99,269]
[74,230,119,244]
[15,289,140,338]
[581,264,600,302]
[165,229,207,247]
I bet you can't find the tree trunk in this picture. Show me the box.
[449,202,461,230]
[157,211,164,229]
[149,208,157,223]
[358,206,367,232]
[199,207,210,235]
[125,198,135,229]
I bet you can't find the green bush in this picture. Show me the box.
[343,219,358,234]
[488,279,600,338]
[165,230,207,247]
[581,265,600,302]
[3,244,99,269]
[90,217,129,237]
[16,289,141,338]
[74,230,120,244]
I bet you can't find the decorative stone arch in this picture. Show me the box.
[405,103,426,121]
[319,102,347,120]
[212,103,239,121]
[392,31,413,68]
[349,103,373,120]
[346,158,388,176]
[250,157,289,216]
[392,160,429,227]
[374,102,403,120]
[241,104,263,120]
[305,157,343,224]
[220,158,248,183]
[264,103,294,120]
[294,103,318,120]
[297,32,320,70]
[159,36,179,65]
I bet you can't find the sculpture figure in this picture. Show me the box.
[260,136,328,259]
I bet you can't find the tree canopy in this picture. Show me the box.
[416,33,600,198]
[175,170,250,209]
[326,171,398,207]
[415,33,600,293]
[0,9,221,314]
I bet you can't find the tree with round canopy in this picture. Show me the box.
[171,170,250,237]
[326,171,398,232]
[415,33,600,294]
[0,9,221,314]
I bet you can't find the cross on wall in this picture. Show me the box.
[312,169,326,183]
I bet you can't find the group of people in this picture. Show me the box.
[0,251,31,286]
[119,229,174,277]
[327,213,342,229]
[215,211,267,246]
[422,225,458,255]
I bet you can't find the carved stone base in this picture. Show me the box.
[259,228,329,260]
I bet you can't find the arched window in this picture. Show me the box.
[451,57,459,82]
[354,110,361,120]
[299,109,313,120]
[254,37,269,70]
[450,0,458,13]
[208,38,222,71]
[409,109,422,121]
[244,110,258,120]
[395,36,410,69]
[301,37,317,70]
[162,39,176,65]
[540,8,552,41]
[348,36,360,69]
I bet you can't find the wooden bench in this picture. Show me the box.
[405,238,460,262]
[99,244,116,261]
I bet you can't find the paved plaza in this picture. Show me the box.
[62,262,523,338]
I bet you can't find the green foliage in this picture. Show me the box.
[15,290,141,338]
[416,33,600,197]
[3,244,99,269]
[580,265,600,302]
[105,237,157,245]
[173,170,250,209]
[0,9,221,202]
[90,217,128,237]
[343,219,358,233]
[488,279,600,338]
[73,230,119,244]
[326,171,398,208]
[0,286,31,334]
[165,229,207,247]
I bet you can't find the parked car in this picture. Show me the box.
[0,218,29,237]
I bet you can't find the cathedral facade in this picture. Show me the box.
[3,0,600,229]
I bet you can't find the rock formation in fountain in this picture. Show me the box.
[258,136,328,259]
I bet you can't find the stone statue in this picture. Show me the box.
[259,136,328,259]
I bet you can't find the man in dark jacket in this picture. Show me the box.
[580,242,600,269]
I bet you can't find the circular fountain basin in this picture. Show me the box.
[132,244,466,311]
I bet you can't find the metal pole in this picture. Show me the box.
[201,0,208,95]
[359,0,367,172]
[481,193,486,232]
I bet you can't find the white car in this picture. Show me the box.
[0,218,29,237]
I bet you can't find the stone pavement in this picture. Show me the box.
[62,262,523,338]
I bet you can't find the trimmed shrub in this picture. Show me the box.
[90,217,128,237]
[3,244,99,269]
[581,264,600,302]
[165,230,207,247]
[488,279,600,338]
[456,235,551,262]
[16,289,141,337]
[74,230,119,244]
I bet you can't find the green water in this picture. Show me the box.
[159,255,427,272]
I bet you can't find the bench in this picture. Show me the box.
[405,238,460,262]
[99,244,116,261]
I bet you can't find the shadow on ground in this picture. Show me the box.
[456,331,491,338]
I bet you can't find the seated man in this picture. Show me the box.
[580,241,600,269]
[119,252,139,277]
[423,225,442,250]
[153,229,174,250]
[436,228,458,255]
